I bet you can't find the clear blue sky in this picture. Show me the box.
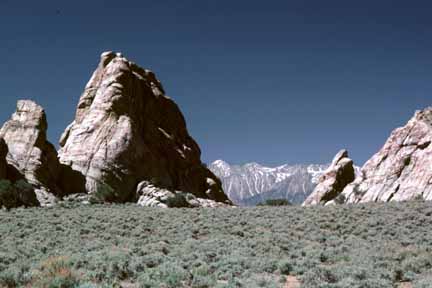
[0,0,431,166]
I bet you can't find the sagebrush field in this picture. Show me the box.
[1,201,432,288]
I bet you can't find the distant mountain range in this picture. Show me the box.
[209,160,329,206]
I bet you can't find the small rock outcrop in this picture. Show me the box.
[58,51,231,206]
[136,181,229,208]
[302,149,355,206]
[342,108,432,203]
[0,100,61,206]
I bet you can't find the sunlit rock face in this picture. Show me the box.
[0,100,62,206]
[342,108,432,203]
[58,51,230,205]
[302,149,355,206]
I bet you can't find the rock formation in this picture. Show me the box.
[58,51,230,205]
[0,100,60,206]
[302,149,355,206]
[136,181,230,208]
[342,108,432,203]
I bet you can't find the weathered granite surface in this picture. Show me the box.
[0,100,61,206]
[302,149,355,206]
[58,52,231,205]
[342,108,432,203]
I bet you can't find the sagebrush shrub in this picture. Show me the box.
[166,193,191,208]
[30,256,81,288]
[1,201,432,287]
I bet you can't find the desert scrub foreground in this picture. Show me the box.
[1,202,432,288]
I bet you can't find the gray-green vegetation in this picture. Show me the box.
[1,201,432,287]
[0,180,38,209]
[256,199,292,206]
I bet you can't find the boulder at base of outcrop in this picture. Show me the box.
[302,150,355,206]
[58,51,231,206]
[342,107,432,203]
[136,181,230,208]
[0,100,62,206]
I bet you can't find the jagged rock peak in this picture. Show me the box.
[13,100,47,130]
[342,107,432,203]
[331,149,349,166]
[68,51,165,128]
[413,107,432,125]
[58,51,231,206]
[302,149,355,206]
[0,100,61,206]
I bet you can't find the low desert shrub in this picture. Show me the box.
[30,256,81,288]
[91,183,116,203]
[278,260,293,275]
[0,179,40,209]
[166,193,191,208]
[257,199,292,206]
[0,180,17,209]
[1,201,432,286]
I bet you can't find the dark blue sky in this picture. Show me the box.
[1,0,431,166]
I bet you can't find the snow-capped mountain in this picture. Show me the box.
[209,160,328,206]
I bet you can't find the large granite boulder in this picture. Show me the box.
[342,108,432,203]
[136,181,230,208]
[58,51,230,205]
[302,149,355,206]
[0,100,61,206]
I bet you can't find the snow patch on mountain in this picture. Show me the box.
[209,160,329,206]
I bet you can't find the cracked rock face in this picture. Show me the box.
[0,100,61,206]
[58,51,230,205]
[342,108,432,203]
[302,149,355,206]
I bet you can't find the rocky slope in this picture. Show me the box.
[341,107,432,203]
[58,51,230,206]
[302,150,355,206]
[0,100,61,206]
[209,160,327,205]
